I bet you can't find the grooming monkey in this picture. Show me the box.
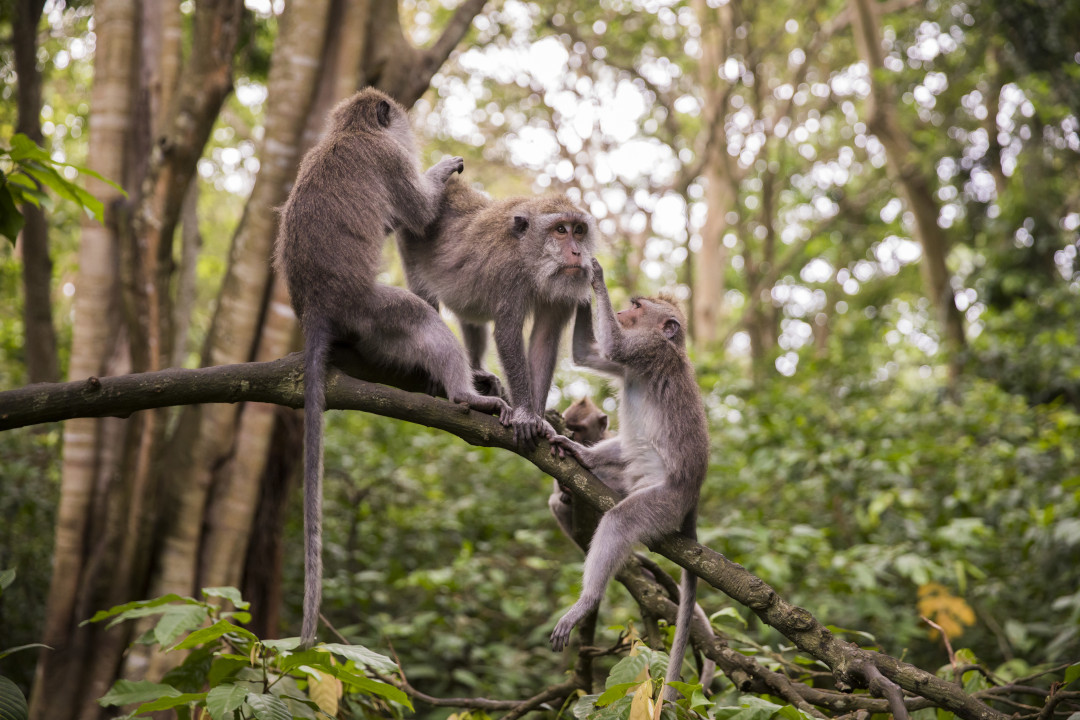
[548,259,709,699]
[274,88,511,646]
[548,393,716,692]
[396,178,597,448]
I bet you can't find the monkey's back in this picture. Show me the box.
[276,133,404,321]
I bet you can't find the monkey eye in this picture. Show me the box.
[631,299,641,309]
[555,224,568,234]
[573,224,585,235]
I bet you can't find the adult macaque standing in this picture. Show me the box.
[396,178,597,448]
[548,259,709,699]
[275,88,510,646]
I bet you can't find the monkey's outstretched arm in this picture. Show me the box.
[572,301,623,376]
[391,155,464,234]
[589,259,626,361]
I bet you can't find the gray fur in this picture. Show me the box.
[274,88,510,647]
[548,260,710,700]
[396,179,598,447]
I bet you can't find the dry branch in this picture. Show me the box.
[0,357,1006,720]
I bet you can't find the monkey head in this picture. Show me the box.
[563,396,609,446]
[513,200,597,302]
[329,88,415,150]
[617,293,687,348]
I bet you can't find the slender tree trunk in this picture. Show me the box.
[13,0,58,384]
[29,0,138,716]
[850,0,966,380]
[690,0,736,348]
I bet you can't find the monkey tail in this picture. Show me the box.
[301,320,330,648]
[663,513,699,701]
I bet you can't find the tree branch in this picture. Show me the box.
[0,358,1006,720]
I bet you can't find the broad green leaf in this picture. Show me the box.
[328,667,412,710]
[595,682,638,707]
[83,594,196,625]
[606,654,650,687]
[572,694,600,720]
[279,649,332,673]
[206,684,248,720]
[98,680,180,707]
[1065,662,1080,686]
[207,657,248,687]
[21,163,104,222]
[171,620,257,650]
[245,692,291,720]
[153,605,209,647]
[7,134,52,163]
[134,692,206,713]
[202,587,251,610]
[0,675,28,720]
[317,643,397,674]
[0,187,25,244]
[777,704,815,720]
[0,568,14,590]
[709,607,748,628]
[666,681,708,710]
[261,637,303,653]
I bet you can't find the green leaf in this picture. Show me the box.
[260,637,302,653]
[202,587,251,610]
[327,667,412,710]
[153,605,209,647]
[0,186,25,244]
[710,607,748,628]
[98,680,180,707]
[82,594,197,625]
[666,681,708,710]
[605,653,649,687]
[0,568,14,591]
[316,644,397,674]
[7,134,52,163]
[1065,662,1080,686]
[595,682,638,707]
[206,684,248,720]
[134,692,206,713]
[0,644,50,662]
[207,657,248,687]
[572,694,600,720]
[0,675,29,720]
[161,647,215,694]
[171,620,257,650]
[245,692,291,720]
[777,704,814,720]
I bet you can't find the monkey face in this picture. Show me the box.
[619,297,686,346]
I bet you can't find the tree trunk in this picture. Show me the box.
[29,0,139,716]
[690,0,737,348]
[14,0,58,385]
[849,0,966,380]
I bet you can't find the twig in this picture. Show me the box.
[921,615,958,669]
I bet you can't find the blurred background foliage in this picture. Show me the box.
[0,0,1078,714]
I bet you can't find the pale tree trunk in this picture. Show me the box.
[14,0,59,384]
[690,0,737,348]
[850,0,966,379]
[29,0,138,717]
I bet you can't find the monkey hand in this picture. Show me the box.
[589,258,605,289]
[463,393,512,426]
[472,368,508,402]
[548,434,587,465]
[431,155,465,183]
[550,604,586,651]
[510,406,546,449]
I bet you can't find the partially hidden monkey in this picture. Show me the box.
[549,392,716,692]
[396,177,597,448]
[274,88,511,646]
[548,259,709,699]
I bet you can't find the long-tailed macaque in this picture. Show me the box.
[274,88,510,646]
[396,178,597,448]
[548,259,709,699]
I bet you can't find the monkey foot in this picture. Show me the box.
[549,616,576,652]
[466,394,511,425]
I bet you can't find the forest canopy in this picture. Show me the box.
[0,1,1078,720]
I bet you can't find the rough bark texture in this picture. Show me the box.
[849,0,966,379]
[0,358,1005,720]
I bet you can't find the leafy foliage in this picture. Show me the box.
[90,587,411,720]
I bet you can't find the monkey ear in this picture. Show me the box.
[512,215,529,237]
[598,415,609,432]
[376,100,392,128]
[662,318,681,340]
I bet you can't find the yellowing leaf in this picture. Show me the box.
[309,673,342,716]
[629,680,655,720]
[917,583,976,640]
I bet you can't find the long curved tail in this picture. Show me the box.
[663,514,699,700]
[301,321,330,647]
